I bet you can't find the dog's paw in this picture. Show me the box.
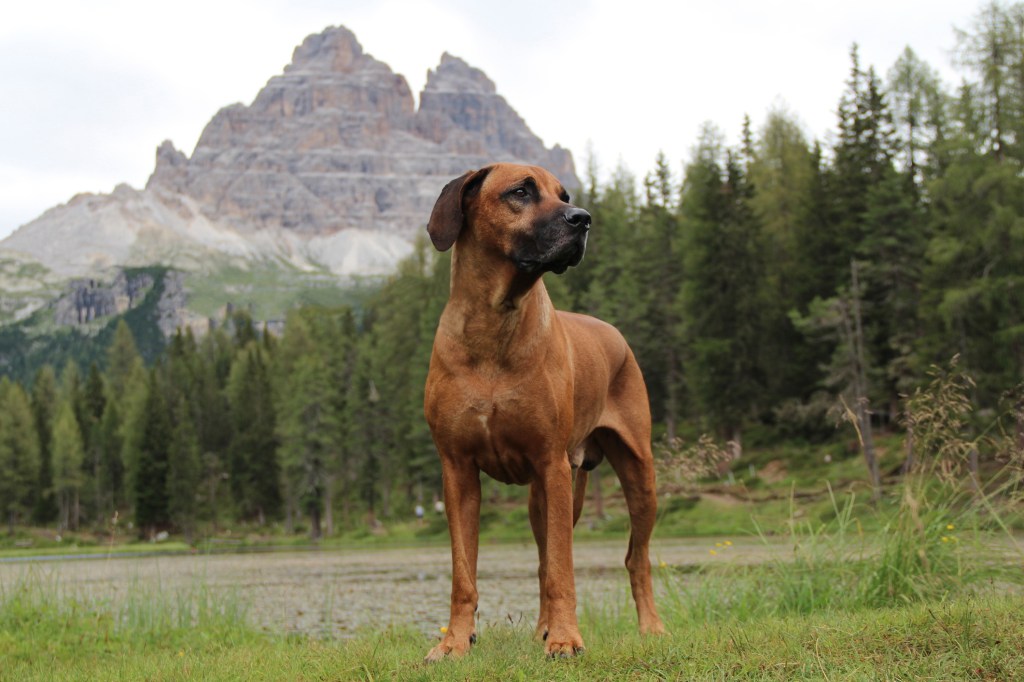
[639,617,667,636]
[544,627,585,659]
[424,631,476,663]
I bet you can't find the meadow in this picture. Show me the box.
[3,469,1022,681]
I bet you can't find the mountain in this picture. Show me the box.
[0,25,578,338]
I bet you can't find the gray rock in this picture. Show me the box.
[0,24,579,335]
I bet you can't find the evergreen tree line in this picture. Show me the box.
[1,2,1023,537]
[557,3,1024,451]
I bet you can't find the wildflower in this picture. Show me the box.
[715,542,723,548]
[440,626,448,634]
[946,524,955,531]
[941,536,950,543]
[177,650,185,658]
[709,549,718,556]
[724,541,733,546]
[658,560,668,568]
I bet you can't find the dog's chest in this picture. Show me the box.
[437,377,563,485]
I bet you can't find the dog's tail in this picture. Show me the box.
[572,469,588,527]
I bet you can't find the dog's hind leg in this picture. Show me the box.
[572,468,587,527]
[596,428,666,635]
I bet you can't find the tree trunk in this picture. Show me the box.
[729,427,743,461]
[309,503,321,541]
[381,485,391,520]
[341,475,351,529]
[324,476,334,537]
[665,346,678,441]
[849,259,880,503]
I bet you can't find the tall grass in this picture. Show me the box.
[0,567,250,644]
[591,358,1024,635]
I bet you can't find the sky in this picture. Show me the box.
[0,0,981,241]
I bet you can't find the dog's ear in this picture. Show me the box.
[426,167,490,251]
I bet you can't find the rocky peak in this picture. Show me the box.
[146,140,188,193]
[7,24,578,288]
[285,25,367,75]
[424,53,497,95]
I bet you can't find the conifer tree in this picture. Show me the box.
[0,379,41,533]
[30,365,58,524]
[167,396,201,542]
[82,363,107,524]
[51,397,85,531]
[680,127,766,443]
[133,369,171,538]
[226,344,280,524]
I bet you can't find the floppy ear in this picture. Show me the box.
[426,167,490,251]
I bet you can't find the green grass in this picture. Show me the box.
[4,474,1022,681]
[2,573,1022,681]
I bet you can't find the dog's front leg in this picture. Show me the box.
[425,458,481,662]
[538,457,585,657]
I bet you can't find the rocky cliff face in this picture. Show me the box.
[149,25,577,239]
[54,271,154,326]
[1,25,578,282]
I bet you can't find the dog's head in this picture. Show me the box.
[427,163,590,275]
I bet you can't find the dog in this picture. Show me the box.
[423,163,665,660]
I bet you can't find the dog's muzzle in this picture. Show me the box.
[515,207,591,275]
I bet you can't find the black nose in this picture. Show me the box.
[564,207,591,230]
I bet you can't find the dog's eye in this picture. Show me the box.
[512,187,528,198]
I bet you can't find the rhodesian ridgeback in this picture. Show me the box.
[423,163,665,661]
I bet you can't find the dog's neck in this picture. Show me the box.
[442,244,552,363]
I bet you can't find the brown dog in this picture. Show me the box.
[423,163,665,660]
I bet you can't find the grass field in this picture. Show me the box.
[2,566,1021,681]
[3,472,1022,681]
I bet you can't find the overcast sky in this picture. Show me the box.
[0,0,980,241]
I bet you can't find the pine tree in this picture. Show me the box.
[30,366,58,524]
[887,46,946,182]
[96,398,124,515]
[954,1,1024,162]
[51,397,85,531]
[106,320,144,398]
[133,369,171,538]
[747,109,823,407]
[226,344,280,524]
[167,396,201,542]
[277,350,334,539]
[679,130,767,443]
[82,363,107,524]
[0,379,41,533]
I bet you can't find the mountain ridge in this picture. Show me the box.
[0,24,577,287]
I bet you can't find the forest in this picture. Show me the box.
[1,2,1022,539]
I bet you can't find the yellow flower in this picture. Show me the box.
[709,549,718,556]
[715,542,723,548]
[941,536,949,543]
[724,541,733,546]
[659,560,668,568]
[177,650,185,658]
[440,626,448,634]
[946,524,955,530]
